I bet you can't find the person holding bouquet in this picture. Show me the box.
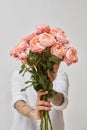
[10,24,78,130]
[11,63,69,130]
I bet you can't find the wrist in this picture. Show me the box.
[29,108,36,118]
[50,92,64,106]
[29,109,40,120]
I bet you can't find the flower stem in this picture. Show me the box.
[48,112,53,130]
[45,111,48,130]
[40,111,44,130]
[40,94,53,130]
[44,112,47,130]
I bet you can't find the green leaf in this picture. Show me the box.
[47,61,53,69]
[36,57,41,65]
[48,89,57,98]
[49,55,62,63]
[19,64,26,74]
[48,81,53,89]
[49,69,54,75]
[25,81,32,84]
[27,69,33,73]
[39,76,45,86]
[33,84,44,92]
[20,84,32,92]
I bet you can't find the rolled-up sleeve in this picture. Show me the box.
[52,70,69,110]
[11,70,27,106]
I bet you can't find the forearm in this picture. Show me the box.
[50,92,64,106]
[14,100,34,118]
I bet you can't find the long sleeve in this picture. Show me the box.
[52,70,69,110]
[11,70,28,106]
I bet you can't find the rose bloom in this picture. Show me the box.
[18,51,28,61]
[39,33,56,47]
[21,32,36,43]
[64,46,78,65]
[56,32,69,44]
[50,27,64,35]
[36,24,50,34]
[50,28,69,44]
[50,43,66,59]
[10,40,29,58]
[30,35,45,53]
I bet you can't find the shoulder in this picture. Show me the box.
[12,69,22,80]
[57,69,68,80]
[11,69,31,83]
[11,70,23,85]
[53,69,69,86]
[53,69,69,92]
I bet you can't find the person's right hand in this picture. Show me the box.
[30,91,52,119]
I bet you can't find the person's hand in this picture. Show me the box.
[47,63,60,81]
[30,91,52,119]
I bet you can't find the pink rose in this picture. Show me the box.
[56,32,69,44]
[50,27,64,34]
[10,40,29,58]
[50,43,66,59]
[64,46,78,65]
[39,33,56,47]
[21,32,36,43]
[10,49,28,64]
[50,28,69,44]
[30,35,45,53]
[18,51,28,61]
[36,24,50,34]
[16,40,29,51]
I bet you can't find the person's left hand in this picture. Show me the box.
[47,63,60,81]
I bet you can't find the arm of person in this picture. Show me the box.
[51,71,69,110]
[14,91,52,119]
[11,70,52,120]
[47,63,69,110]
[49,90,64,106]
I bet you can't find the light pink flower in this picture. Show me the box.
[10,40,29,57]
[18,51,28,62]
[64,46,78,65]
[36,24,50,34]
[16,40,29,51]
[50,27,69,44]
[56,32,69,44]
[30,35,45,53]
[50,27,64,34]
[39,33,56,47]
[50,43,66,59]
[21,32,36,43]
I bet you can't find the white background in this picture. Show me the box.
[0,0,87,130]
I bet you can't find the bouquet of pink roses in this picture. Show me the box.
[10,24,78,130]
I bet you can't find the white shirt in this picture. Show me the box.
[11,69,69,130]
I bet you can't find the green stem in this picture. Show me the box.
[46,111,48,130]
[48,112,53,130]
[40,93,53,130]
[40,111,44,130]
[45,96,49,130]
[44,112,47,130]
[40,118,43,130]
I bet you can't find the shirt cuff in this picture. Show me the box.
[51,91,68,110]
[11,93,27,107]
